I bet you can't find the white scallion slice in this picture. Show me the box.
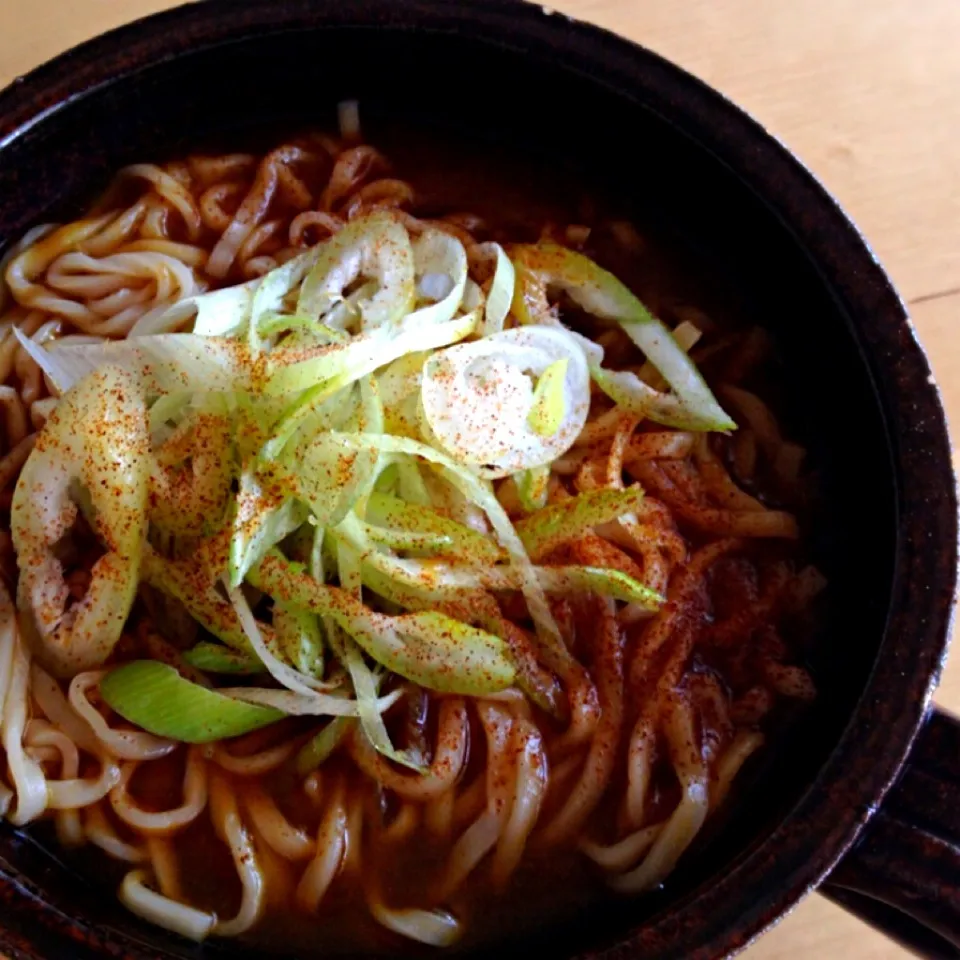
[420,325,590,478]
[480,242,515,335]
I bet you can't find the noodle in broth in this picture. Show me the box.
[0,106,823,953]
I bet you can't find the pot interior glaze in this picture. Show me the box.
[0,2,952,959]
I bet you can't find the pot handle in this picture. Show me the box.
[820,706,960,959]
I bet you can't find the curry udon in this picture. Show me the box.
[0,104,822,953]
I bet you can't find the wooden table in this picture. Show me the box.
[2,1,958,957]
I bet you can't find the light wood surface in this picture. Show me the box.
[2,1,958,957]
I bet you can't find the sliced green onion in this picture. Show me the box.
[317,280,378,335]
[12,364,149,676]
[397,459,432,506]
[515,466,550,513]
[351,549,662,609]
[149,392,192,438]
[378,351,426,404]
[100,661,283,743]
[139,251,323,338]
[527,357,569,437]
[249,246,326,351]
[510,244,734,431]
[298,211,415,330]
[336,538,363,597]
[250,553,516,697]
[540,566,663,606]
[257,312,348,343]
[150,410,235,537]
[26,333,252,396]
[638,319,702,389]
[379,351,427,439]
[259,380,358,462]
[263,312,476,398]
[169,277,258,337]
[515,486,646,560]
[267,436,370,529]
[228,390,274,460]
[228,469,306,588]
[481,242,516,336]
[269,378,384,531]
[420,325,590,478]
[352,562,568,717]
[310,525,326,583]
[274,606,325,677]
[592,366,728,432]
[226,579,389,727]
[374,461,401,497]
[364,492,504,564]
[308,432,568,660]
[141,547,254,654]
[183,642,263,675]
[325,620,418,771]
[351,375,387,501]
[360,522,454,554]
[393,612,516,691]
[217,685,398,717]
[403,229,468,328]
[295,717,353,776]
[359,560,444,612]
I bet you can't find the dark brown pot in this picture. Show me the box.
[0,2,957,958]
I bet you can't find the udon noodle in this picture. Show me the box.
[0,105,823,951]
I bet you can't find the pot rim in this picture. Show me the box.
[0,2,955,958]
